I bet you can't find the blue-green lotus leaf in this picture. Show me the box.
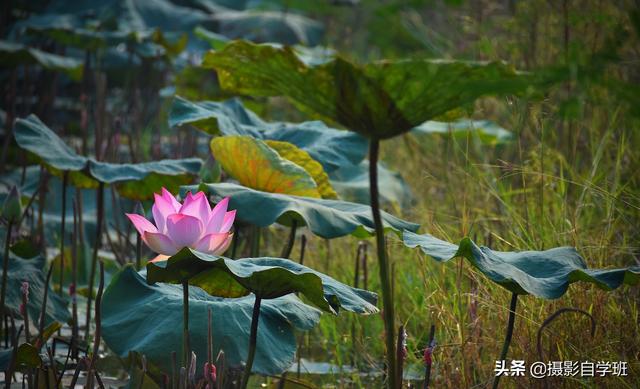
[13,115,202,199]
[403,231,640,299]
[13,115,87,172]
[102,266,321,375]
[412,119,513,145]
[329,160,413,208]
[203,40,544,140]
[146,248,379,315]
[182,182,419,239]
[211,10,323,46]
[0,40,83,80]
[169,96,368,173]
[1,243,70,325]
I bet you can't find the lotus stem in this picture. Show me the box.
[87,261,104,379]
[241,295,262,389]
[182,281,191,367]
[492,293,518,389]
[86,182,104,340]
[71,197,79,357]
[423,324,435,389]
[298,234,306,266]
[536,307,595,362]
[280,220,297,259]
[59,170,68,295]
[0,220,13,340]
[36,263,54,349]
[395,325,406,386]
[368,140,398,389]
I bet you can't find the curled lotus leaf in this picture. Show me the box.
[403,231,640,299]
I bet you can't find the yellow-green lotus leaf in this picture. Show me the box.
[210,135,321,198]
[264,140,337,199]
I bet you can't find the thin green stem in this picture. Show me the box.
[280,220,297,259]
[59,171,68,295]
[241,295,262,389]
[368,140,397,389]
[182,281,191,367]
[0,220,13,339]
[87,261,104,378]
[492,293,518,389]
[85,182,104,340]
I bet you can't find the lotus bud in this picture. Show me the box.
[2,185,23,223]
[204,362,217,383]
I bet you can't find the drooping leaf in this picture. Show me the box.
[89,160,202,200]
[203,40,543,139]
[13,115,86,172]
[183,182,419,239]
[265,140,337,199]
[403,231,640,299]
[210,135,321,198]
[1,246,70,325]
[0,40,83,80]
[13,115,201,199]
[412,119,513,145]
[169,96,368,172]
[102,267,321,375]
[146,248,379,314]
[329,160,413,208]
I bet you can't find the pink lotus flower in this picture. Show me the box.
[126,188,235,257]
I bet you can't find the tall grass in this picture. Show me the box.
[256,2,640,385]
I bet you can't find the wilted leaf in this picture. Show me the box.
[183,182,419,239]
[210,135,321,198]
[403,231,640,299]
[102,267,321,375]
[265,140,337,199]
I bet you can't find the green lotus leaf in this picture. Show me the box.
[403,231,640,299]
[329,160,413,208]
[102,266,321,375]
[13,115,87,172]
[146,248,379,315]
[169,96,368,172]
[412,119,513,145]
[211,10,323,46]
[1,244,70,325]
[203,40,539,140]
[264,140,338,199]
[182,182,419,239]
[0,40,83,80]
[210,135,321,198]
[89,160,202,200]
[13,115,201,199]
